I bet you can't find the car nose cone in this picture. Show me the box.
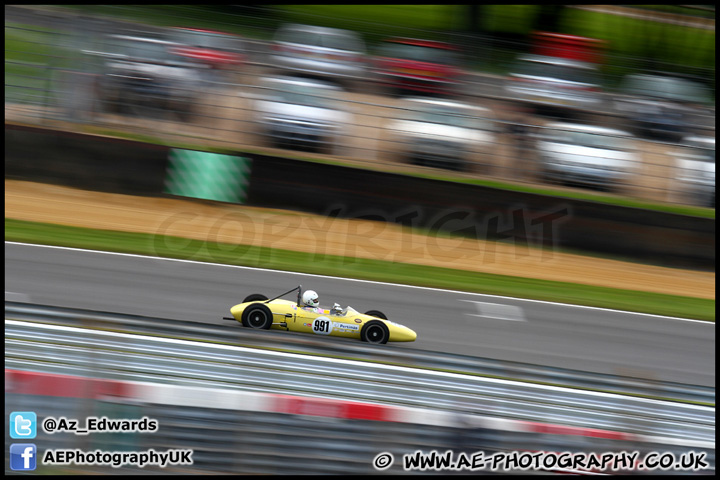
[230,304,244,319]
[391,325,417,342]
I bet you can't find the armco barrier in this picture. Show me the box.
[5,317,715,446]
[4,369,715,475]
[5,301,715,405]
[5,125,714,269]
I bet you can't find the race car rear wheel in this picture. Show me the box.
[242,303,273,329]
[243,293,268,303]
[361,321,389,344]
[364,310,387,320]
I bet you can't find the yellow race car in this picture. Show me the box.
[225,285,417,344]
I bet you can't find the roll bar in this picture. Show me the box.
[264,285,302,305]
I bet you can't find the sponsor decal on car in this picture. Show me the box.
[333,323,360,332]
[304,307,327,314]
[354,318,362,323]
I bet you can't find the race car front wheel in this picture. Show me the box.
[361,321,389,344]
[242,303,273,329]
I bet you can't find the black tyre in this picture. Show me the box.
[361,320,389,344]
[364,310,387,320]
[241,303,273,329]
[243,293,268,303]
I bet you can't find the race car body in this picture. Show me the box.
[226,286,416,344]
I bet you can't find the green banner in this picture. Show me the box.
[165,149,251,203]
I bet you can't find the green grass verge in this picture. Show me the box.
[6,217,714,322]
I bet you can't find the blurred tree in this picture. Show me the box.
[632,8,714,77]
[531,5,567,33]
[466,4,483,34]
[464,5,574,43]
[203,5,281,34]
[213,5,274,15]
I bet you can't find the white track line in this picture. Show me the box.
[5,291,31,303]
[5,241,714,325]
[460,300,527,322]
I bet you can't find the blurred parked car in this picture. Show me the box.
[673,136,715,208]
[168,27,245,81]
[253,76,352,154]
[614,74,713,143]
[386,98,496,172]
[536,123,637,191]
[531,31,605,64]
[505,54,603,118]
[86,34,203,120]
[270,23,367,90]
[373,37,463,96]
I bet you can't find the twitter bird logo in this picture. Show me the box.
[10,412,37,439]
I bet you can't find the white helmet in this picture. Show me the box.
[302,290,319,307]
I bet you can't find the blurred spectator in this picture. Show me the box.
[504,103,538,181]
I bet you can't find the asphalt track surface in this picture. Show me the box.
[5,241,715,387]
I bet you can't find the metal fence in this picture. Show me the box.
[7,393,713,475]
[4,313,716,475]
[5,6,716,209]
[6,301,715,405]
[5,313,715,445]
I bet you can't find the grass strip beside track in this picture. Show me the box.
[6,218,714,322]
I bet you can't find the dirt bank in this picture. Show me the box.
[5,180,715,299]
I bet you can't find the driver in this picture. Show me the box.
[301,290,319,308]
[302,290,345,315]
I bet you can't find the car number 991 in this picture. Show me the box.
[312,317,333,335]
